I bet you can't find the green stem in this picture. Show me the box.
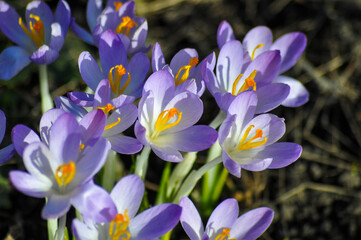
[135,146,151,180]
[161,230,172,240]
[155,162,172,205]
[209,110,226,129]
[46,198,57,240]
[211,167,229,203]
[54,214,66,240]
[39,64,53,113]
[173,156,222,203]
[102,150,117,192]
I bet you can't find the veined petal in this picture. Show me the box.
[9,170,51,198]
[72,219,99,240]
[0,144,15,164]
[240,158,272,171]
[229,207,274,239]
[243,26,272,59]
[205,198,239,238]
[170,48,198,77]
[222,150,241,178]
[128,19,148,56]
[39,108,66,145]
[42,194,71,219]
[49,23,64,52]
[26,1,53,44]
[11,124,40,157]
[152,144,183,162]
[134,120,150,147]
[94,79,111,108]
[0,109,5,142]
[110,174,144,219]
[129,204,182,239]
[180,197,204,240]
[55,96,88,121]
[274,75,309,107]
[54,0,71,36]
[260,142,302,169]
[103,104,138,136]
[71,19,94,45]
[217,20,235,49]
[78,51,104,91]
[30,45,59,64]
[87,0,103,31]
[228,91,258,128]
[152,42,165,72]
[255,83,290,114]
[79,109,106,147]
[0,46,31,80]
[107,134,143,155]
[126,52,150,97]
[68,92,94,107]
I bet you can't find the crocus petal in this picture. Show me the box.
[42,194,71,219]
[222,151,241,178]
[49,112,81,163]
[49,23,64,52]
[54,0,71,36]
[0,144,15,164]
[0,46,31,80]
[152,42,165,72]
[230,207,274,239]
[30,45,59,64]
[99,30,127,75]
[243,26,272,59]
[39,108,66,145]
[108,135,142,154]
[55,96,88,121]
[9,170,51,198]
[126,52,150,97]
[217,20,235,49]
[11,124,40,157]
[103,104,138,135]
[130,204,182,239]
[255,83,290,113]
[259,142,302,169]
[271,32,307,73]
[68,92,94,107]
[0,2,35,50]
[72,219,98,240]
[219,114,236,145]
[228,91,258,127]
[78,51,104,91]
[180,197,204,240]
[240,158,272,171]
[71,19,94,45]
[93,79,111,108]
[274,75,309,107]
[205,199,239,238]
[0,110,5,142]
[247,114,285,145]
[202,53,218,95]
[71,182,117,222]
[26,1,53,44]
[216,40,243,92]
[134,120,150,147]
[87,0,103,31]
[79,109,106,147]
[170,48,198,76]
[128,19,148,56]
[160,125,217,152]
[152,145,183,162]
[110,174,144,218]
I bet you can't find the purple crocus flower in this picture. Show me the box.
[180,197,274,240]
[0,0,71,80]
[72,174,182,240]
[217,21,309,107]
[152,42,214,97]
[204,40,290,114]
[79,30,149,99]
[72,0,149,56]
[10,112,117,220]
[0,110,15,164]
[134,70,218,162]
[219,91,302,178]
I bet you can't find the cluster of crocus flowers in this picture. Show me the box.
[0,0,71,80]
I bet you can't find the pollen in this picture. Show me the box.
[19,14,45,47]
[108,65,131,96]
[115,16,138,36]
[151,108,182,139]
[96,103,115,115]
[238,125,267,151]
[174,57,199,86]
[231,70,257,95]
[55,161,76,187]
[215,228,236,240]
[109,209,131,240]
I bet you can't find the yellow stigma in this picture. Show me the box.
[105,117,121,130]
[113,1,123,12]
[19,14,45,47]
[108,65,131,96]
[215,228,236,240]
[251,44,264,61]
[238,125,267,151]
[55,161,76,187]
[96,103,115,115]
[231,70,257,96]
[109,209,131,240]
[151,108,182,139]
[174,57,199,86]
[115,16,138,36]
[79,144,85,151]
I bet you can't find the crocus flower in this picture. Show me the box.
[219,91,302,178]
[72,174,182,240]
[135,70,218,162]
[10,111,117,220]
[0,0,71,80]
[152,42,214,96]
[204,40,290,113]
[78,30,149,99]
[217,21,309,107]
[0,109,15,164]
[72,0,149,56]
[180,197,274,240]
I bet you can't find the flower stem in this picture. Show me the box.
[54,214,66,240]
[102,150,117,192]
[135,146,151,180]
[39,64,53,113]
[209,110,226,129]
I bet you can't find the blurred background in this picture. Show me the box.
[1,0,361,239]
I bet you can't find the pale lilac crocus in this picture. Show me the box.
[204,40,290,113]
[78,30,149,99]
[10,112,117,220]
[0,0,71,80]
[72,0,149,56]
[219,91,302,178]
[0,109,15,164]
[135,70,218,162]
[152,42,214,96]
[180,197,274,240]
[72,174,182,240]
[217,21,308,107]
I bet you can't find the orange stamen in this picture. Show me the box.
[115,16,138,36]
[19,14,45,47]
[108,65,131,95]
[251,44,264,61]
[55,161,76,187]
[151,108,182,139]
[109,210,131,240]
[113,1,123,12]
[174,57,199,86]
[238,125,267,151]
